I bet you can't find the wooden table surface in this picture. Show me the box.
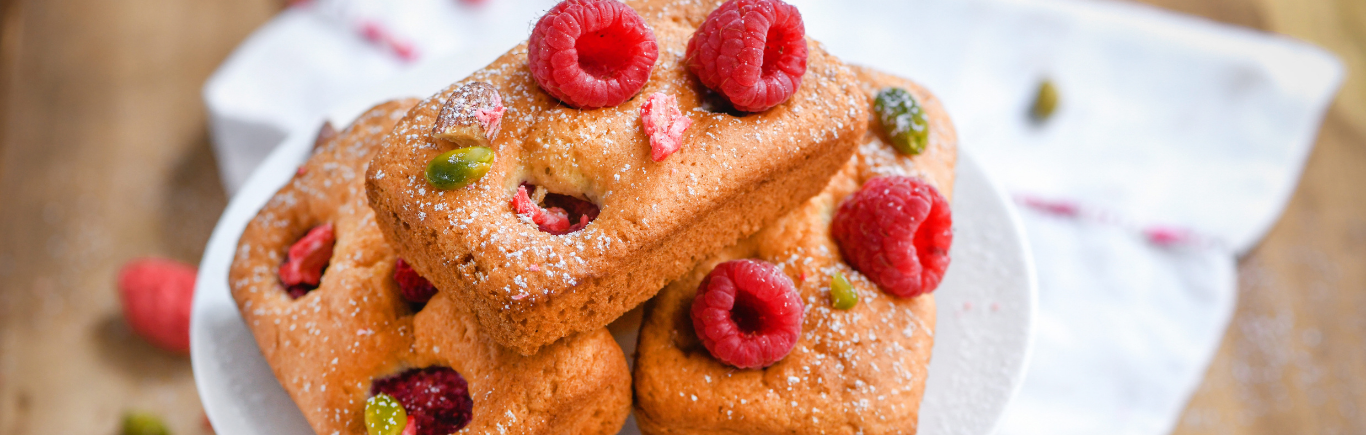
[0,0,1361,433]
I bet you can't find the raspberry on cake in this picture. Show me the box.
[278,222,335,299]
[690,259,804,369]
[832,175,953,298]
[686,0,807,112]
[528,0,659,109]
[640,92,692,161]
[633,67,958,434]
[365,0,867,355]
[369,367,473,435]
[229,100,632,435]
[393,258,438,304]
[511,183,600,235]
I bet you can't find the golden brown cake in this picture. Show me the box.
[364,0,868,355]
[228,100,632,435]
[632,67,957,434]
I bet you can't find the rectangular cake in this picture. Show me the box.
[365,0,868,354]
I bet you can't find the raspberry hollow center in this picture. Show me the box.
[730,290,767,335]
[761,26,787,76]
[577,29,635,79]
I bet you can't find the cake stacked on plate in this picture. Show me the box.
[229,0,957,434]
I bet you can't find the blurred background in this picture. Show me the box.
[0,0,1362,434]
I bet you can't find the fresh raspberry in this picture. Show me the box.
[511,184,598,235]
[690,259,803,369]
[117,258,196,354]
[371,367,473,435]
[527,0,658,108]
[394,259,438,304]
[279,223,335,299]
[831,176,952,298]
[640,92,693,161]
[685,0,807,112]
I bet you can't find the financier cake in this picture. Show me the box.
[632,67,957,434]
[228,100,632,435]
[365,0,868,355]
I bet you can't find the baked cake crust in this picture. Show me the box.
[632,67,957,434]
[365,0,867,355]
[229,100,631,435]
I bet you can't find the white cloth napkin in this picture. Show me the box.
[202,0,1342,433]
[787,1,1341,434]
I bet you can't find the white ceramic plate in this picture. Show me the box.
[191,48,1037,435]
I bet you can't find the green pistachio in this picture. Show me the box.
[830,272,858,310]
[425,146,494,190]
[364,393,408,435]
[874,87,930,155]
[121,411,169,435]
[1031,79,1059,122]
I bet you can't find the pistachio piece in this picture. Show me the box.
[1031,79,1058,122]
[433,81,505,148]
[426,146,494,190]
[121,411,169,435]
[365,393,409,435]
[829,271,858,310]
[874,87,929,155]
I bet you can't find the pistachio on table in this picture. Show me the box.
[1031,79,1059,122]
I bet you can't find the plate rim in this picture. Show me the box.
[959,147,1039,435]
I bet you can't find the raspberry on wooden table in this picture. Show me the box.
[831,176,952,298]
[371,367,473,435]
[685,0,807,112]
[527,0,658,108]
[117,258,196,354]
[640,92,692,161]
[278,223,335,299]
[393,258,437,304]
[690,259,804,369]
